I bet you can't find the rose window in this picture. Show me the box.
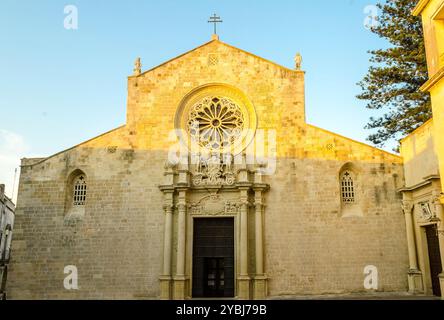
[187,96,245,150]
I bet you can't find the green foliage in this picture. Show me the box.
[357,0,431,148]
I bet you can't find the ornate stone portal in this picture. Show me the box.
[401,189,444,296]
[159,84,269,300]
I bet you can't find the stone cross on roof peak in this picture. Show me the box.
[208,14,223,37]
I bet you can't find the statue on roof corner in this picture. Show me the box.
[294,53,302,71]
[133,57,142,76]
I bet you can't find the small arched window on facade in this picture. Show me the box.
[341,171,355,204]
[65,170,87,217]
[339,164,362,217]
[2,225,12,262]
[73,175,87,206]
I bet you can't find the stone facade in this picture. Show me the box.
[399,120,443,297]
[414,0,444,193]
[7,37,409,299]
[405,0,444,298]
[0,184,15,300]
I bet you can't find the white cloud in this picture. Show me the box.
[0,130,29,203]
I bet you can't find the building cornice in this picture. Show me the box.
[398,174,440,192]
[0,194,15,211]
[20,125,126,168]
[399,118,433,143]
[420,66,444,91]
[306,124,402,159]
[413,0,431,16]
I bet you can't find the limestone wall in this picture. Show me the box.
[7,39,409,299]
[401,120,439,188]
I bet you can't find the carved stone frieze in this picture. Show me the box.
[188,194,240,216]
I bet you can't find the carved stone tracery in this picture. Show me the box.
[175,85,257,158]
[191,154,235,186]
[188,96,245,151]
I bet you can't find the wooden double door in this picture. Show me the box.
[425,225,442,296]
[192,218,235,298]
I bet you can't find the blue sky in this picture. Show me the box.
[0,0,392,200]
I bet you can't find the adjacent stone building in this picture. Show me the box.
[7,35,409,299]
[414,0,444,196]
[399,0,444,299]
[0,184,15,300]
[399,120,443,296]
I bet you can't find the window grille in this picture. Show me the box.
[341,171,355,204]
[73,175,87,206]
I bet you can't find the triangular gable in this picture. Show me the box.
[132,38,297,78]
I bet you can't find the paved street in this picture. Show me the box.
[270,292,441,300]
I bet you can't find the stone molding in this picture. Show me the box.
[401,200,414,215]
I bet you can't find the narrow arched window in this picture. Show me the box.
[2,225,11,262]
[341,171,355,204]
[73,175,87,206]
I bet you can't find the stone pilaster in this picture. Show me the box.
[433,192,444,299]
[162,203,174,277]
[159,198,174,300]
[238,187,251,300]
[253,185,267,300]
[159,163,175,300]
[401,199,423,293]
[173,189,188,300]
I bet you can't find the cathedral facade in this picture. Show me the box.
[7,36,409,299]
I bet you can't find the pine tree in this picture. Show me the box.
[357,0,431,148]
